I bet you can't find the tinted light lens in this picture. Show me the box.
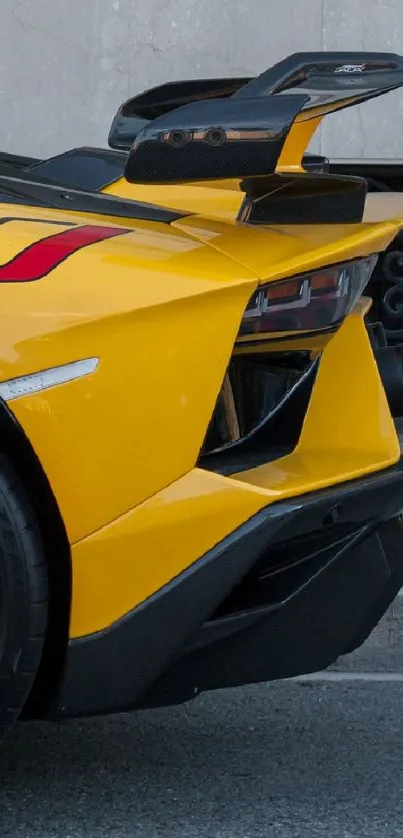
[238,255,377,338]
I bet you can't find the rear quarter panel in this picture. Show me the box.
[0,206,400,545]
[0,208,257,542]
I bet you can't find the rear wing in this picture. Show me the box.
[233,52,403,116]
[112,51,403,175]
[109,77,251,150]
[124,93,310,184]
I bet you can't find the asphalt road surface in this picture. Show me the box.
[1,677,403,837]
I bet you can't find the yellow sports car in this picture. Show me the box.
[2,52,403,741]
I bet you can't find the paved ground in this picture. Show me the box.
[1,678,403,837]
[332,591,403,673]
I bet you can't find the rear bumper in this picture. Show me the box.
[50,457,403,719]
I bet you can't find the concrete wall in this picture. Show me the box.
[0,1,403,159]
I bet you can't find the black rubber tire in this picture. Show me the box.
[0,452,48,741]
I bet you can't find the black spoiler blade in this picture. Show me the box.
[236,52,403,120]
[124,94,308,184]
[109,78,250,150]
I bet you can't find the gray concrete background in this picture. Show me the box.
[1,0,403,159]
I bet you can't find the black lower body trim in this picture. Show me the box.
[50,459,403,719]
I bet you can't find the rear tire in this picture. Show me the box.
[0,453,48,741]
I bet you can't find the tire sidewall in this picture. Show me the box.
[0,457,48,737]
[0,515,32,703]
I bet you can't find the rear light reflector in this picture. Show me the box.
[238,255,377,339]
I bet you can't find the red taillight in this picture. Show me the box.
[238,255,377,339]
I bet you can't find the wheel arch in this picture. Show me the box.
[0,397,71,718]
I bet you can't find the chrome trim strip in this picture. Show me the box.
[0,358,99,401]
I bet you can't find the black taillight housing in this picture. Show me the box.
[237,255,377,341]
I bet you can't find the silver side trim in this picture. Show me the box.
[0,358,99,401]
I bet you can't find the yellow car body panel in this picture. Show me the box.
[172,216,401,281]
[103,176,245,222]
[0,208,259,543]
[70,297,398,637]
[0,207,399,547]
[0,209,256,548]
[277,116,322,171]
